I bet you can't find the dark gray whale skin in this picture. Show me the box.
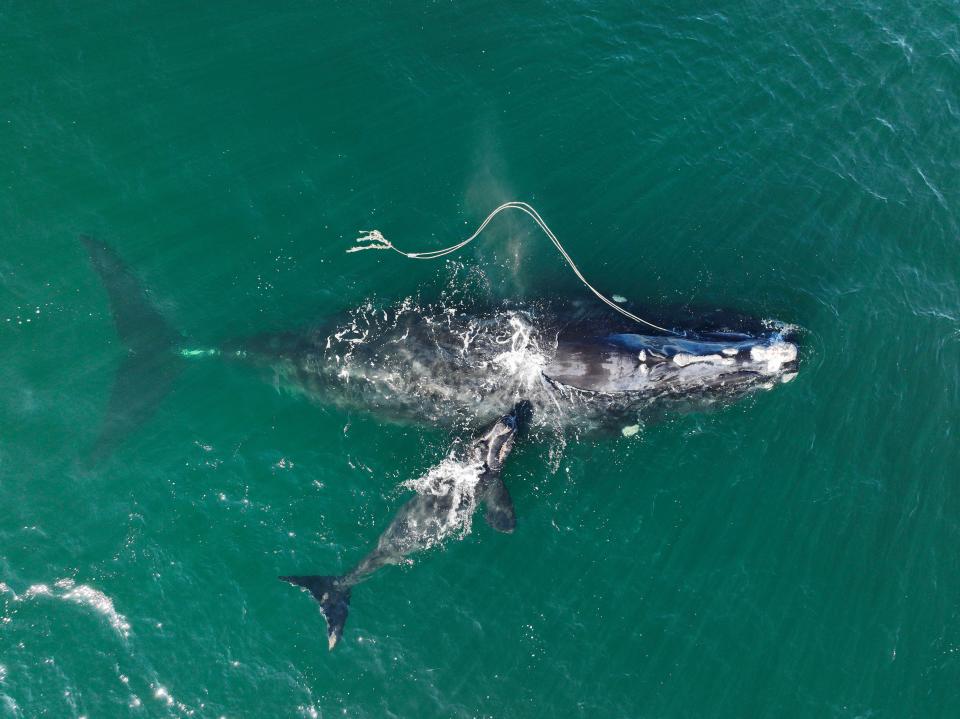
[224,299,799,436]
[82,236,799,453]
[281,401,532,651]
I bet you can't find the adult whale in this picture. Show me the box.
[81,236,799,453]
[282,400,532,650]
[223,297,799,436]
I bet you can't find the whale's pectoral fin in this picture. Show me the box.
[280,575,351,650]
[482,475,516,533]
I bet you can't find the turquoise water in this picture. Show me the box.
[2,2,959,717]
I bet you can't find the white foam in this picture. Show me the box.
[24,584,52,598]
[489,313,546,390]
[10,579,130,637]
[55,579,131,638]
[401,455,486,548]
[154,686,175,706]
[149,683,193,715]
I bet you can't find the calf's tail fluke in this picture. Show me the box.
[81,236,184,464]
[280,575,351,650]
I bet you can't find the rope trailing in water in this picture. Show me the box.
[348,201,677,335]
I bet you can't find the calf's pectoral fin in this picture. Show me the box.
[478,399,531,533]
[482,474,516,533]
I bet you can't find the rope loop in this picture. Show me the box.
[348,201,677,335]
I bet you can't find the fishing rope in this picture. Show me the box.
[348,201,678,335]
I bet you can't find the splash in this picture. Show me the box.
[401,452,487,548]
[6,579,130,638]
[490,312,547,390]
[325,295,569,463]
[55,579,132,638]
[149,683,194,715]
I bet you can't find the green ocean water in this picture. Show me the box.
[2,1,959,717]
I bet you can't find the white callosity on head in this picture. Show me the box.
[672,353,734,367]
[749,341,798,373]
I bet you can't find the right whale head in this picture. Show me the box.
[544,325,800,399]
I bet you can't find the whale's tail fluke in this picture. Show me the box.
[280,575,351,650]
[81,236,184,463]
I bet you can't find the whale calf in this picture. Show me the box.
[282,400,531,650]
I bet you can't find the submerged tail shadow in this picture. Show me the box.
[80,236,183,464]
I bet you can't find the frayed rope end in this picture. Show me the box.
[347,230,394,253]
